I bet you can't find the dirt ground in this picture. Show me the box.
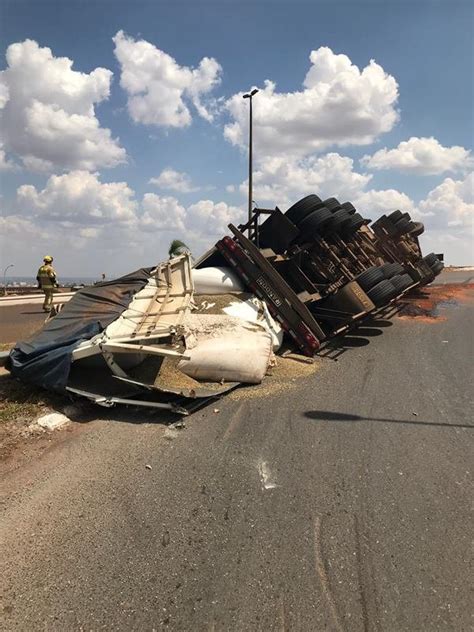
[0,372,67,464]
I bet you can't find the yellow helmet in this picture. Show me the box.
[43,255,53,263]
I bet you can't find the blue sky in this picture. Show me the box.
[1,0,473,276]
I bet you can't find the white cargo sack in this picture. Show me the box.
[192,267,244,295]
[179,314,273,384]
[223,297,284,351]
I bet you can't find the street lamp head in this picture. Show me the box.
[243,88,259,99]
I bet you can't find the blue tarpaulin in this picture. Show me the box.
[8,268,152,391]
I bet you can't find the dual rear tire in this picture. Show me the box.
[423,252,444,277]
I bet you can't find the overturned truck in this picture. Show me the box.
[196,194,443,355]
[8,194,443,412]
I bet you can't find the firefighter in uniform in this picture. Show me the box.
[36,255,58,312]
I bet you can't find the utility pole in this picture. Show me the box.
[242,88,259,234]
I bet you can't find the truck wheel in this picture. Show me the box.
[388,210,403,223]
[340,202,356,215]
[380,262,405,278]
[325,209,352,233]
[285,195,323,224]
[399,273,415,289]
[341,213,365,235]
[355,266,385,290]
[390,274,413,293]
[394,217,411,233]
[298,206,334,237]
[408,221,424,237]
[399,220,417,234]
[367,279,397,306]
[322,197,341,212]
[431,260,444,276]
[423,252,438,266]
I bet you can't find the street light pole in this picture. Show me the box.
[3,264,14,296]
[243,88,259,234]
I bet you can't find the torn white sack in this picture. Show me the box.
[223,297,283,351]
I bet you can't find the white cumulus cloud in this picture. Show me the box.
[361,137,473,175]
[0,39,126,172]
[12,170,244,256]
[0,143,17,170]
[231,151,417,222]
[140,193,187,230]
[418,172,474,229]
[17,171,137,225]
[113,30,222,127]
[242,153,372,209]
[354,189,414,216]
[186,199,245,236]
[149,168,200,193]
[224,47,399,159]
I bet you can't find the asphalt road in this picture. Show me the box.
[1,283,473,631]
[0,304,48,344]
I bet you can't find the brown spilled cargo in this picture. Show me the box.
[398,283,474,322]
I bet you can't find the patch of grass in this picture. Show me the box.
[0,373,64,423]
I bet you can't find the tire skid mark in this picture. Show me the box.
[354,514,371,632]
[360,358,375,396]
[313,516,345,632]
[279,595,289,632]
[354,422,382,632]
[222,403,246,441]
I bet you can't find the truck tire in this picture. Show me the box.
[355,266,385,291]
[367,279,397,306]
[322,197,341,212]
[423,252,438,266]
[394,217,411,233]
[341,213,365,235]
[431,260,444,276]
[380,262,405,278]
[298,206,333,237]
[340,202,356,215]
[399,220,417,234]
[408,221,424,237]
[388,210,403,223]
[325,209,352,233]
[400,273,415,288]
[390,273,413,293]
[285,195,323,224]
